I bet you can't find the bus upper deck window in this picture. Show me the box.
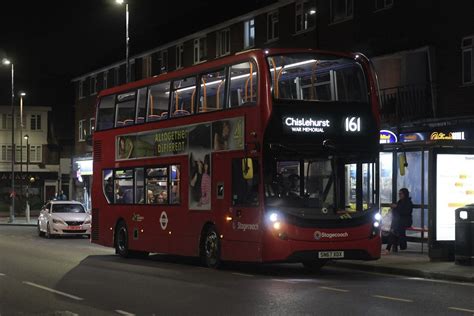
[171,77,196,118]
[148,81,171,122]
[115,91,136,127]
[229,61,257,108]
[199,69,226,113]
[96,95,115,131]
[136,88,147,124]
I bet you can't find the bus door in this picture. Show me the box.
[214,154,262,261]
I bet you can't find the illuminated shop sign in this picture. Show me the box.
[399,133,426,142]
[379,130,397,144]
[430,131,465,140]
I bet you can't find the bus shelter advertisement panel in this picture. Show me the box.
[115,117,245,210]
[436,154,474,241]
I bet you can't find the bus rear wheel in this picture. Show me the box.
[302,260,326,273]
[201,226,221,269]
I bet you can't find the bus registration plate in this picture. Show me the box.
[318,251,344,259]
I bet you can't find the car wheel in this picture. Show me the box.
[302,260,326,273]
[37,222,45,237]
[201,225,221,269]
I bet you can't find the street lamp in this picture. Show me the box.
[116,0,130,83]
[19,92,26,220]
[2,58,15,223]
[24,134,30,223]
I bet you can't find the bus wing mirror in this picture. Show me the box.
[242,158,254,180]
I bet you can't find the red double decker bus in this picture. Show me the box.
[92,48,381,270]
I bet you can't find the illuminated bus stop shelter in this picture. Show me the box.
[380,139,474,261]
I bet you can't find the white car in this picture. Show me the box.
[37,201,91,238]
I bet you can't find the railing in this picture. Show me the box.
[379,83,435,124]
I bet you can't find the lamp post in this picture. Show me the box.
[24,134,29,223]
[2,58,15,223]
[19,92,26,221]
[116,0,130,83]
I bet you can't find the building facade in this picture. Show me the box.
[0,105,67,212]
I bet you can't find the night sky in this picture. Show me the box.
[0,0,273,139]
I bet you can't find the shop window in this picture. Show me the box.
[244,19,255,49]
[232,158,259,206]
[199,69,226,113]
[267,11,279,41]
[216,29,230,57]
[295,0,316,33]
[31,114,41,130]
[171,77,196,117]
[229,61,257,107]
[148,81,171,121]
[380,152,393,204]
[176,44,184,69]
[330,0,353,23]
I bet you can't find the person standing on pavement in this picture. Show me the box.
[392,188,413,250]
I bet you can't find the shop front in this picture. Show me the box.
[0,171,58,212]
[72,156,93,210]
[380,128,474,261]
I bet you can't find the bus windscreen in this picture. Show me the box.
[267,54,368,103]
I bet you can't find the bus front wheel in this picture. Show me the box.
[115,221,130,258]
[201,226,221,269]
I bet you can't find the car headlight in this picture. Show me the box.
[374,213,382,221]
[83,218,91,225]
[52,218,65,225]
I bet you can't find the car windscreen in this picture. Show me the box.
[52,204,85,213]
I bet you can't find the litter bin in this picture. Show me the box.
[455,205,474,266]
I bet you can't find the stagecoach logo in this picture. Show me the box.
[160,211,168,230]
[235,222,259,231]
[314,231,349,240]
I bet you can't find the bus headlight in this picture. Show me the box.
[371,212,381,237]
[269,212,279,222]
[267,212,282,231]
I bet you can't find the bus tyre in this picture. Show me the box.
[201,226,221,269]
[302,260,326,273]
[115,221,131,258]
